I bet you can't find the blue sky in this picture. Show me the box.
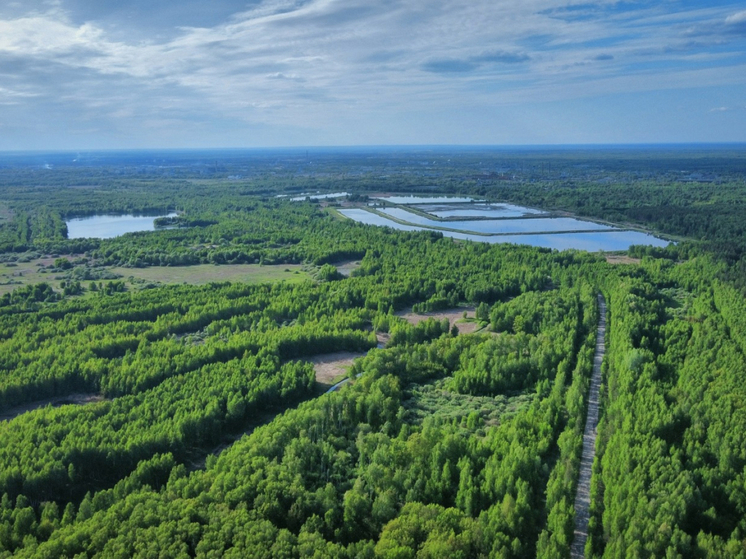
[0,0,745,149]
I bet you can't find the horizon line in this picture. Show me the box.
[2,142,746,156]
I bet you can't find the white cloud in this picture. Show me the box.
[0,0,745,147]
[725,10,746,25]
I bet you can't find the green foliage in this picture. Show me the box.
[0,283,58,308]
[317,264,343,282]
[584,257,746,557]
[1,150,746,557]
[0,202,606,556]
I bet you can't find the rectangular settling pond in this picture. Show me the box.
[339,208,669,251]
[415,203,545,219]
[378,208,613,234]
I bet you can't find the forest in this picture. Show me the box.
[0,147,744,557]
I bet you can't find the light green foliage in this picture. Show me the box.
[0,154,745,557]
[0,200,605,557]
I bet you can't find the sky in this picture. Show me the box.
[0,0,745,149]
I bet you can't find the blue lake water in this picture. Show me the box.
[339,208,669,251]
[66,213,177,239]
[372,195,479,204]
[492,231,670,251]
[418,203,545,219]
[378,208,613,234]
[290,192,349,201]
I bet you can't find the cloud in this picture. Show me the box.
[0,85,38,105]
[0,0,745,148]
[725,10,746,34]
[725,10,746,25]
[268,72,304,81]
[708,106,746,113]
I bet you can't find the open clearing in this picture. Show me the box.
[106,264,309,285]
[307,351,366,386]
[0,256,65,295]
[0,393,106,423]
[0,261,310,295]
[605,254,641,265]
[335,260,361,277]
[404,380,533,427]
[397,306,479,334]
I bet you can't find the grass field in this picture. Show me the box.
[0,260,311,296]
[109,263,310,285]
[605,255,641,265]
[0,256,63,295]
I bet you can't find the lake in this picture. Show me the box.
[66,213,178,239]
[339,208,669,251]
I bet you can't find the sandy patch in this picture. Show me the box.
[605,255,641,265]
[307,351,366,385]
[335,260,362,277]
[396,306,478,334]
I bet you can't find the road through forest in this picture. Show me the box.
[571,294,607,558]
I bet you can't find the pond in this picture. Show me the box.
[66,213,178,239]
[417,203,545,219]
[378,208,613,234]
[338,208,669,251]
[372,195,480,204]
[290,192,349,201]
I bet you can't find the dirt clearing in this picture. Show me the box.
[307,351,367,385]
[396,306,479,334]
[110,263,309,285]
[605,255,641,265]
[335,260,361,277]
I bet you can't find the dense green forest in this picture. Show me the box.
[0,148,745,557]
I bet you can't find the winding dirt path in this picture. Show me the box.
[571,294,606,558]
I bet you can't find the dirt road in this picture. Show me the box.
[571,294,607,558]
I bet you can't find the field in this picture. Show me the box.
[0,260,310,295]
[108,263,310,285]
[0,256,64,295]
